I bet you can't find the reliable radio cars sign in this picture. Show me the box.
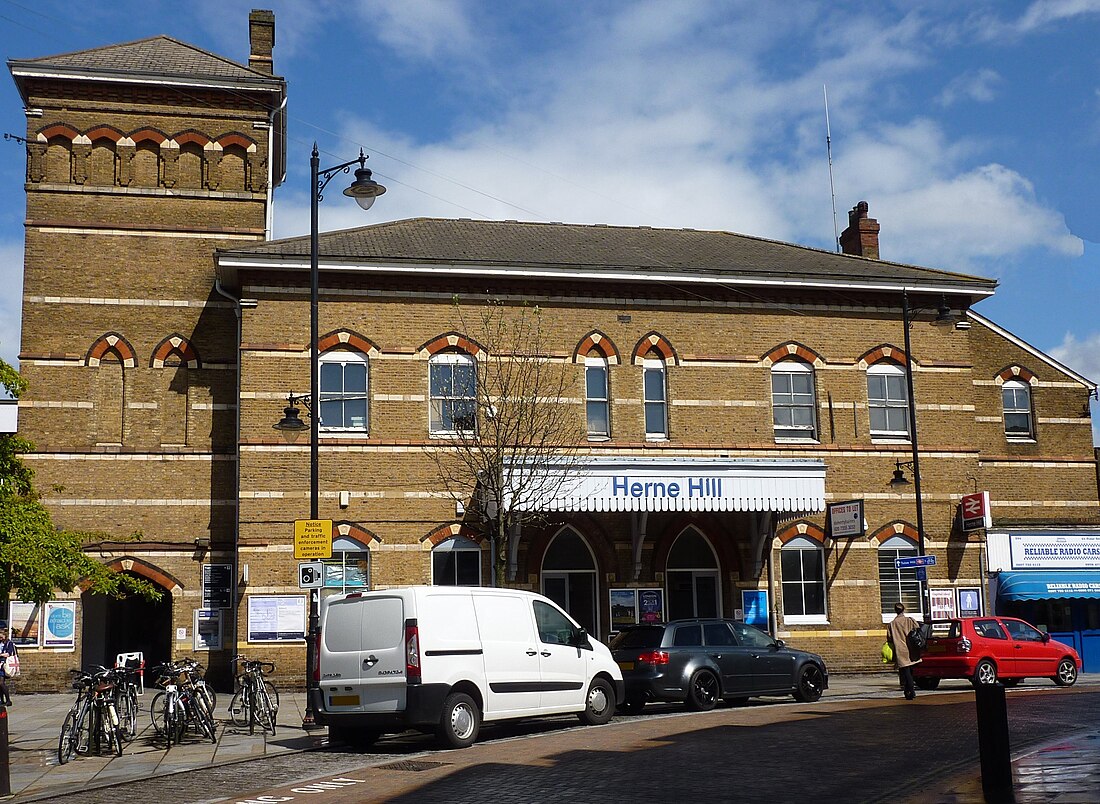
[1010,533,1100,570]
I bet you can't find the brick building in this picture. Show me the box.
[8,11,1100,690]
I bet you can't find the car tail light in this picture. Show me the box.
[405,620,421,684]
[958,637,971,654]
[311,630,321,683]
[637,650,670,666]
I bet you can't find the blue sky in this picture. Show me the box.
[1,0,1099,438]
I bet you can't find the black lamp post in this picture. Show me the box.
[889,290,960,622]
[274,144,384,728]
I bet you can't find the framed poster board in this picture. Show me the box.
[202,564,233,609]
[609,589,638,629]
[43,601,76,649]
[930,588,957,620]
[194,609,223,651]
[742,590,769,629]
[638,589,664,624]
[958,587,983,617]
[247,595,306,642]
[9,602,40,647]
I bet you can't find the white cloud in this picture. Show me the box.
[937,68,1002,107]
[1049,331,1100,445]
[1015,0,1100,33]
[354,0,478,61]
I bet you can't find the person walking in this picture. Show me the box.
[0,628,17,705]
[886,602,921,700]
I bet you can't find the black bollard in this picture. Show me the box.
[974,683,1013,803]
[0,703,9,797]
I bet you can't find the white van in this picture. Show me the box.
[311,585,624,748]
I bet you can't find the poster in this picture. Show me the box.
[194,609,223,651]
[609,589,638,629]
[202,564,233,609]
[43,601,76,648]
[9,602,40,647]
[930,588,957,620]
[742,590,769,628]
[958,587,983,617]
[247,595,306,641]
[638,589,664,623]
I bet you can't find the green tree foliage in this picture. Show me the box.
[0,353,160,605]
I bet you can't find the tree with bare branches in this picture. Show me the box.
[427,299,586,587]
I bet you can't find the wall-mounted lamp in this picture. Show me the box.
[240,564,249,585]
[889,459,915,488]
[456,500,466,517]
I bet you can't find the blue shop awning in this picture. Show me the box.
[997,571,1100,601]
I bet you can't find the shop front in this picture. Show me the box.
[987,530,1100,672]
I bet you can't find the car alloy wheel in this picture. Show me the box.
[1053,659,1078,687]
[687,670,719,711]
[972,659,998,686]
[793,664,824,703]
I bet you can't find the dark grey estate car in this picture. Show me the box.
[610,619,829,713]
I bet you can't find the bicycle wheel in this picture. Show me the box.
[73,698,93,755]
[117,690,137,743]
[256,682,277,735]
[228,688,250,728]
[196,681,217,712]
[191,693,217,743]
[149,691,166,735]
[58,710,78,765]
[263,681,279,713]
[105,707,124,757]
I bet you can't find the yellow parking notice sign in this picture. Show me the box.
[294,519,333,559]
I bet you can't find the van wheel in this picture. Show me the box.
[329,726,380,749]
[438,692,480,749]
[915,676,941,691]
[578,678,615,726]
[686,670,719,711]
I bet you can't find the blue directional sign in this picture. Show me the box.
[895,555,937,569]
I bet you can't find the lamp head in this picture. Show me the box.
[889,460,912,487]
[344,151,386,210]
[273,404,309,442]
[931,295,962,327]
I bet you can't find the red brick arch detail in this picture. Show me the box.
[216,132,255,150]
[524,520,617,579]
[150,334,200,368]
[420,523,485,547]
[89,557,183,593]
[573,330,619,363]
[996,365,1037,384]
[869,520,919,545]
[317,329,378,355]
[631,332,678,365]
[38,123,81,141]
[86,332,137,367]
[418,332,484,356]
[85,125,124,143]
[859,344,912,367]
[651,516,741,578]
[173,130,211,147]
[763,342,823,365]
[331,521,381,544]
[776,519,827,546]
[129,128,168,145]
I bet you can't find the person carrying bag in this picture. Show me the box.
[0,628,18,705]
[886,602,921,700]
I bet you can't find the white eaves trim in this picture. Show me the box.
[9,66,283,94]
[216,256,996,298]
[969,310,1097,390]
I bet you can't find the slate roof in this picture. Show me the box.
[219,217,998,294]
[8,35,280,88]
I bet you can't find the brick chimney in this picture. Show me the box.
[248,9,275,75]
[839,200,880,260]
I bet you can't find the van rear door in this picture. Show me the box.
[321,595,407,714]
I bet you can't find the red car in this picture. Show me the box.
[912,616,1081,690]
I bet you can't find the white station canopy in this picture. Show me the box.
[501,456,826,513]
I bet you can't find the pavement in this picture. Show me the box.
[0,674,1097,802]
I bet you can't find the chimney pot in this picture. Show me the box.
[249,9,276,76]
[839,200,880,260]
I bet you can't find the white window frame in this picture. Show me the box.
[877,535,923,623]
[429,352,477,436]
[771,360,817,441]
[431,536,482,586]
[780,536,827,624]
[585,356,610,439]
[321,535,371,592]
[318,351,369,434]
[1002,379,1034,440]
[867,362,910,438]
[643,357,668,440]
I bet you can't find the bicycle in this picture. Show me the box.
[112,661,141,743]
[59,666,125,761]
[228,656,278,735]
[149,660,217,747]
[57,669,94,764]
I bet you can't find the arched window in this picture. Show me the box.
[1002,379,1033,439]
[432,536,481,586]
[178,142,204,189]
[428,352,476,435]
[666,528,719,620]
[585,355,610,438]
[867,362,909,437]
[781,536,826,622]
[643,355,667,439]
[87,138,117,185]
[220,144,247,191]
[541,528,597,637]
[772,360,817,440]
[323,534,371,591]
[878,535,922,621]
[132,140,160,186]
[45,136,72,183]
[319,350,368,433]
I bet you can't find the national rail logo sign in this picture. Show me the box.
[960,491,991,532]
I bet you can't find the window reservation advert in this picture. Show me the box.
[1009,533,1100,569]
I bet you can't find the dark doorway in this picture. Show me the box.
[81,572,172,671]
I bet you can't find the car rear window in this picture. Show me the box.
[929,620,961,639]
[610,626,664,649]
